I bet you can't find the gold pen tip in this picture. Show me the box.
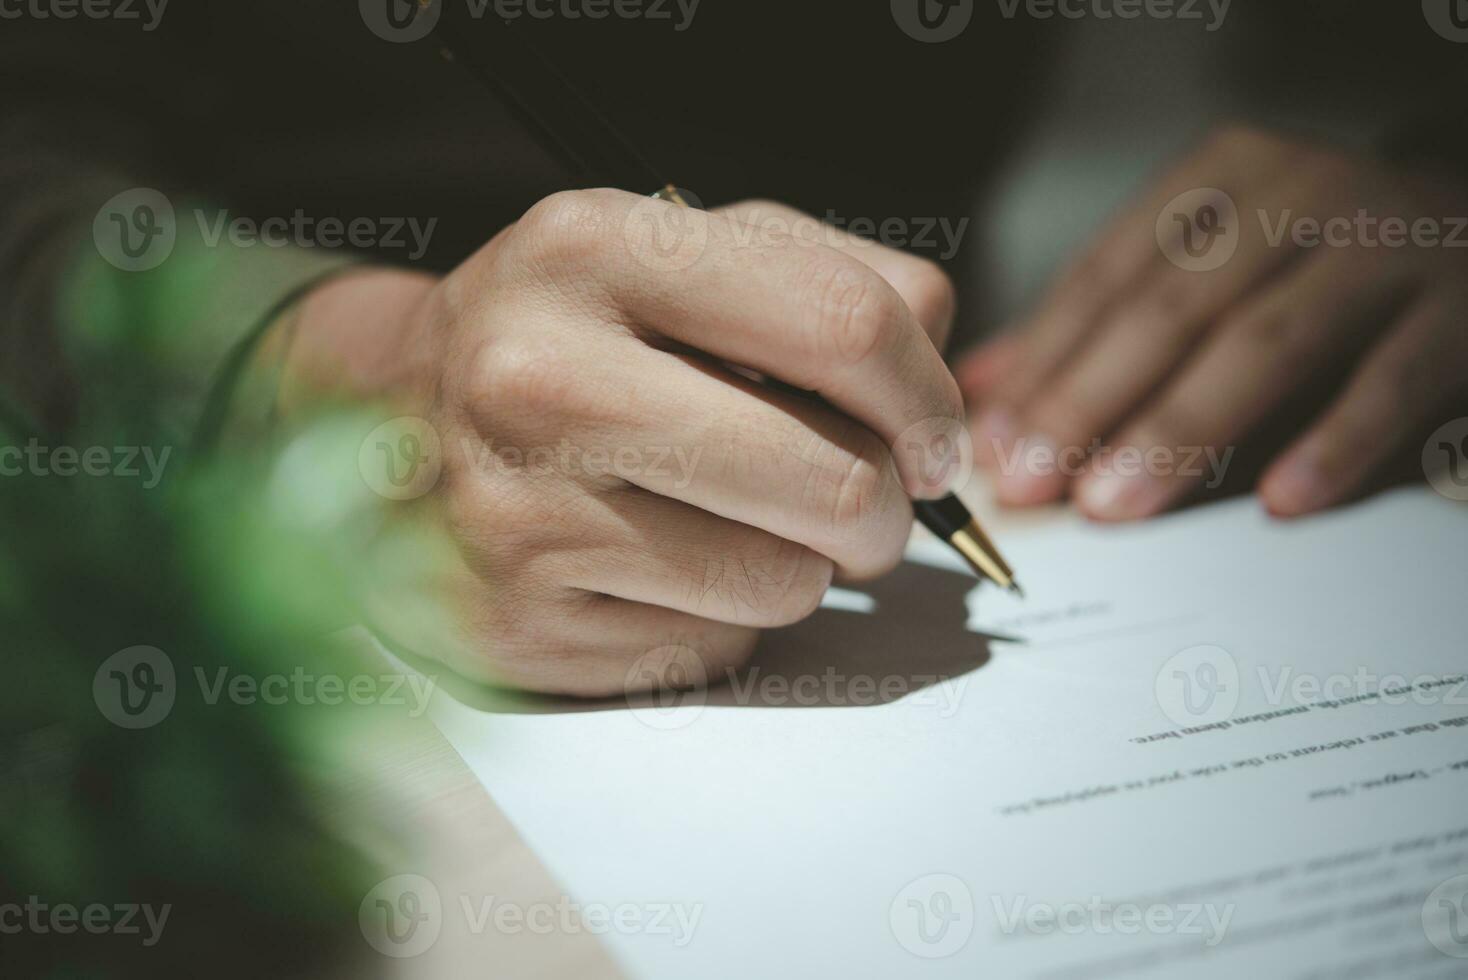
[1008,581,1026,600]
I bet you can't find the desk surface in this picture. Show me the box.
[351,489,1060,979]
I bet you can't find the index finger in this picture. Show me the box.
[508,189,968,499]
[714,199,957,349]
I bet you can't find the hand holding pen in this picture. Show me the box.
[277,192,987,694]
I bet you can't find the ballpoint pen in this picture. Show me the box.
[430,10,1024,596]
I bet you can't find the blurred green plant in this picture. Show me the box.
[0,343,432,976]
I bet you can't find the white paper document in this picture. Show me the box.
[431,488,1468,979]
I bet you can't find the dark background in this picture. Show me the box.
[3,1,1466,342]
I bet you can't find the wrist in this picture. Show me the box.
[272,267,440,420]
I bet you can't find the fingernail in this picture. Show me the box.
[993,433,1067,506]
[1077,472,1173,521]
[1261,450,1327,517]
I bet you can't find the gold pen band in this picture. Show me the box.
[948,520,1018,593]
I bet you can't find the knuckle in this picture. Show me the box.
[472,338,571,417]
[827,448,880,528]
[456,581,563,679]
[512,189,617,266]
[797,254,894,367]
[829,442,890,533]
[700,541,832,626]
[810,429,905,563]
[446,481,543,569]
[440,467,487,530]
[887,255,957,335]
[785,549,836,621]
